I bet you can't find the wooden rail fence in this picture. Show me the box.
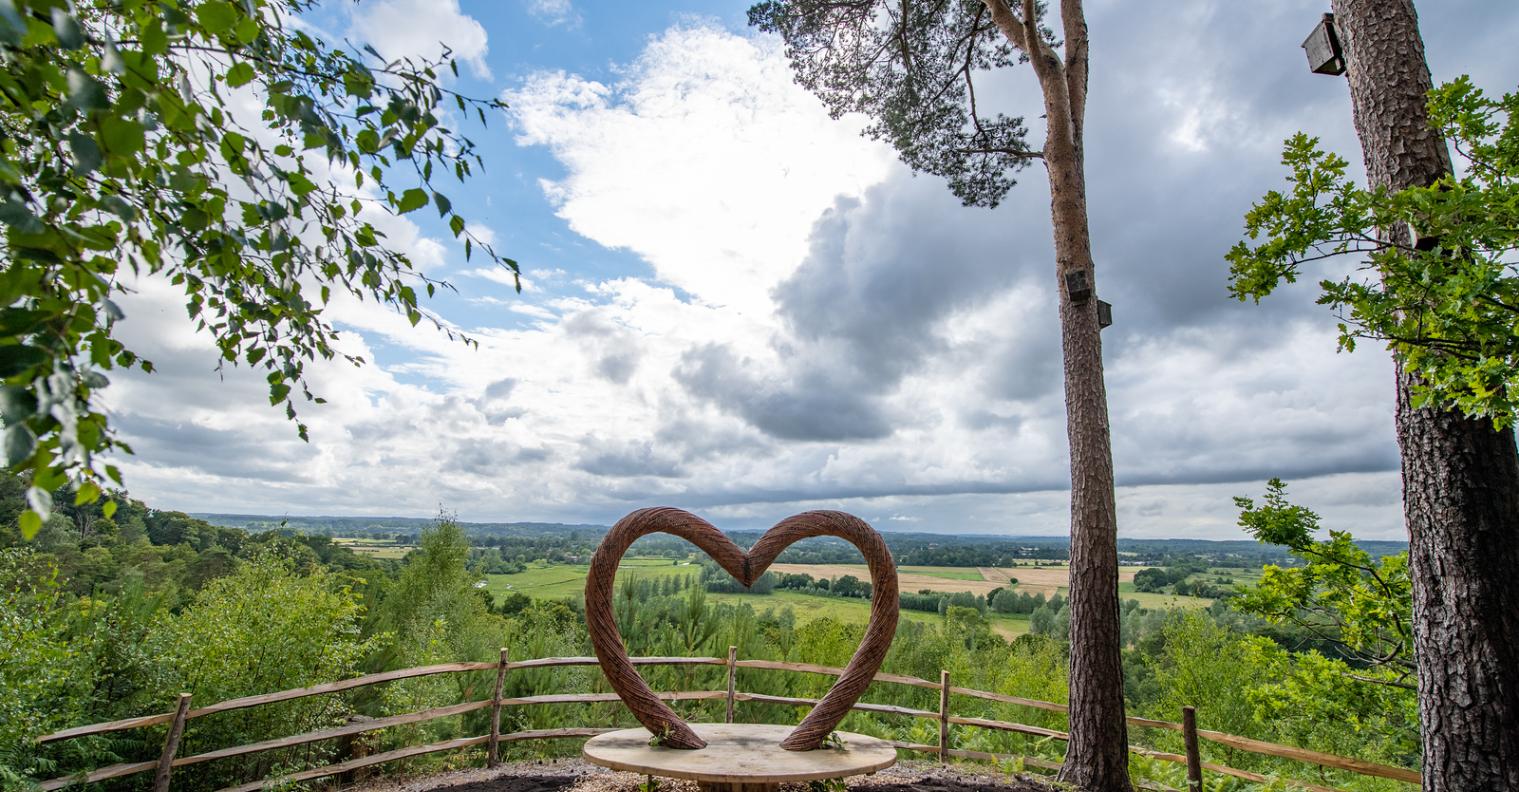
[33,651,1420,792]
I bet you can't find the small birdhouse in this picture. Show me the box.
[1097,300,1113,329]
[1065,270,1092,303]
[1302,13,1345,76]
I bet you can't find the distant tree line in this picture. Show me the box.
[1133,566,1233,599]
[208,511,1412,572]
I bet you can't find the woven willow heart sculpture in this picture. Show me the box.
[585,507,899,751]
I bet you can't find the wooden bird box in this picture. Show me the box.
[1302,13,1346,76]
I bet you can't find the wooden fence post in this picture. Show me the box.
[1183,705,1203,792]
[725,645,737,724]
[938,670,950,765]
[488,647,509,768]
[153,693,191,792]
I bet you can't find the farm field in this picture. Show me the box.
[483,559,1031,638]
[484,557,697,601]
[898,565,985,581]
[767,562,1152,599]
[1116,582,1212,609]
[767,563,1016,596]
[706,590,1031,640]
[332,537,414,559]
[481,558,1229,640]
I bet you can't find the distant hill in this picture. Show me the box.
[193,513,607,537]
[193,512,1407,567]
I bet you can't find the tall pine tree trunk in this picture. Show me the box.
[1050,138,1131,791]
[1026,8,1132,789]
[1331,2,1519,788]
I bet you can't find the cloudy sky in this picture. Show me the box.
[104,0,1519,539]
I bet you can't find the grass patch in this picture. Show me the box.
[485,562,1034,640]
[350,546,413,559]
[898,565,986,581]
[1116,581,1213,609]
[485,558,696,600]
[708,590,1030,640]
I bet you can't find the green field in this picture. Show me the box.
[706,590,1031,639]
[354,546,412,559]
[898,565,986,581]
[484,558,697,601]
[484,560,1040,639]
[1116,582,1212,609]
[332,537,414,559]
[482,558,1230,637]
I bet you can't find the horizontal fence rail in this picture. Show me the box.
[34,653,1420,792]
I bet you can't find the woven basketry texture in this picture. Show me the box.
[585,507,899,751]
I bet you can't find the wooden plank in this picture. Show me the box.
[947,715,1069,741]
[502,691,725,706]
[950,685,1184,726]
[853,701,938,719]
[938,671,951,765]
[509,656,724,670]
[38,713,178,744]
[35,662,496,744]
[173,700,493,768]
[500,727,616,742]
[37,760,157,790]
[725,646,737,724]
[188,662,497,721]
[190,663,495,722]
[215,735,489,792]
[1193,727,1419,784]
[948,686,1071,715]
[744,684,1399,788]
[734,692,937,720]
[501,657,599,669]
[488,647,508,768]
[1128,747,1343,792]
[153,694,191,792]
[1136,747,1348,790]
[936,686,1414,785]
[1127,715,1184,732]
[734,659,940,691]
[1182,707,1202,792]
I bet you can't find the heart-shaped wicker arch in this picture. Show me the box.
[585,507,899,751]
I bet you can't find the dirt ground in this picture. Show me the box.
[344,758,1056,792]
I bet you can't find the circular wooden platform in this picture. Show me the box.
[582,723,897,792]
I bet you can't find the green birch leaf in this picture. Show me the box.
[4,422,35,466]
[68,133,104,174]
[226,61,256,88]
[396,188,428,214]
[18,509,40,539]
[50,7,83,49]
[99,116,146,155]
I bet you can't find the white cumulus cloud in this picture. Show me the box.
[347,0,491,79]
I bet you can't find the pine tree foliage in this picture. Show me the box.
[749,0,1045,207]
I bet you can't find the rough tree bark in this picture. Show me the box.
[985,2,1131,789]
[1330,2,1519,789]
